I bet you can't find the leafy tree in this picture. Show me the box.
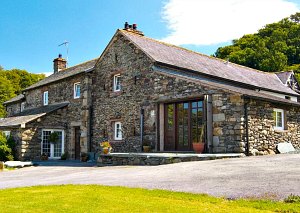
[0,68,45,117]
[0,133,14,161]
[0,76,15,117]
[214,12,300,80]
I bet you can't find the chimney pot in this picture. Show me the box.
[124,22,129,29]
[53,54,67,73]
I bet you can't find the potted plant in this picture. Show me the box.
[143,141,151,153]
[81,152,88,162]
[192,124,205,154]
[100,141,112,154]
[60,152,68,160]
[41,153,49,161]
[49,132,59,143]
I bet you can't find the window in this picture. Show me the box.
[43,91,48,106]
[74,82,81,99]
[114,122,122,140]
[20,102,25,112]
[273,108,284,130]
[113,74,121,92]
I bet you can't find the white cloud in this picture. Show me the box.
[39,72,52,77]
[161,0,299,45]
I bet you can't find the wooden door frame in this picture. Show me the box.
[164,99,205,152]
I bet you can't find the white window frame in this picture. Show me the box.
[273,108,284,130]
[43,91,48,106]
[74,82,81,99]
[114,121,122,140]
[20,102,25,112]
[113,74,121,92]
[41,129,65,159]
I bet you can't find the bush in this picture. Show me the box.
[0,133,14,161]
[284,194,300,203]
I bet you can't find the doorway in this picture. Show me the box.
[41,129,64,159]
[74,127,81,160]
[164,100,204,151]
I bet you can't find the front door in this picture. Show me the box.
[164,100,204,151]
[74,127,81,160]
[42,129,64,159]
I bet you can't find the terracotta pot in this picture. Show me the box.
[192,143,205,154]
[143,146,151,152]
[103,148,110,154]
[81,156,88,162]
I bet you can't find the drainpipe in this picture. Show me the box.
[244,98,250,156]
[140,108,144,152]
[88,105,93,153]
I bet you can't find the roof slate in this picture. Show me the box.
[120,30,298,96]
[3,94,24,105]
[0,102,69,128]
[23,59,97,91]
[275,71,293,84]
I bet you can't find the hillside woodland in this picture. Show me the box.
[214,13,300,80]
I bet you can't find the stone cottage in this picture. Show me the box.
[1,24,300,160]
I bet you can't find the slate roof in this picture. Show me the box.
[153,66,300,106]
[0,102,69,128]
[275,71,293,84]
[120,30,298,96]
[3,94,25,105]
[23,59,97,91]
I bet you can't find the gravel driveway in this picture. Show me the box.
[1,154,299,200]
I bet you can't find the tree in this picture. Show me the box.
[0,76,15,117]
[0,68,45,117]
[214,12,300,80]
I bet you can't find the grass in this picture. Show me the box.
[0,185,299,213]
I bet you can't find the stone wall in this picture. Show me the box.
[6,102,21,117]
[247,99,300,155]
[88,32,245,154]
[212,94,245,153]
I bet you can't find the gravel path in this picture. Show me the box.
[1,154,299,200]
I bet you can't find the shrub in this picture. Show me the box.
[0,132,14,161]
[284,194,300,203]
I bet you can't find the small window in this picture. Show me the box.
[113,74,121,92]
[20,102,25,112]
[114,121,122,140]
[74,82,81,99]
[43,91,48,106]
[273,108,284,130]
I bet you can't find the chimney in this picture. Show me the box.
[53,54,67,73]
[123,22,144,36]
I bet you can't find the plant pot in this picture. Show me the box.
[81,156,88,162]
[192,143,205,154]
[41,155,48,161]
[102,148,110,154]
[143,146,151,153]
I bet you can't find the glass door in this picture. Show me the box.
[42,129,64,159]
[164,100,204,151]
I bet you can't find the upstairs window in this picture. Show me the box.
[273,108,284,130]
[113,74,121,92]
[74,82,81,99]
[114,121,122,140]
[43,91,48,106]
[20,102,25,112]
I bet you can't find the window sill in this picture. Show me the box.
[110,140,124,143]
[110,91,122,97]
[274,129,288,133]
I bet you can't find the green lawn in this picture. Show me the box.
[0,185,298,213]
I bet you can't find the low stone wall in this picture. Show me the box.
[97,153,245,166]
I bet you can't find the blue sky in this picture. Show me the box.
[0,0,299,75]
